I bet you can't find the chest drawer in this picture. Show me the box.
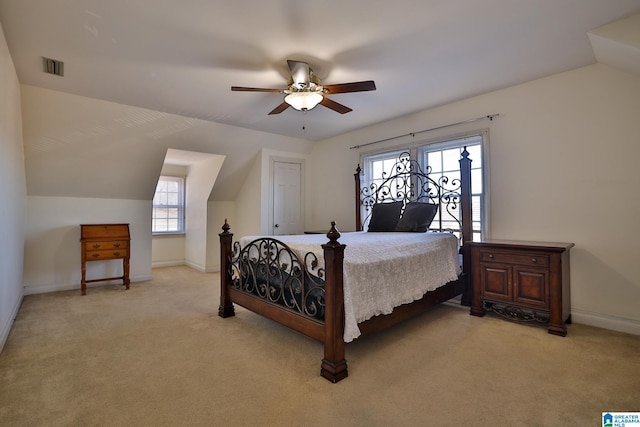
[86,240,128,251]
[85,248,129,260]
[479,250,549,267]
[86,240,129,251]
[81,224,129,239]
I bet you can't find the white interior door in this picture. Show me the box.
[272,161,302,235]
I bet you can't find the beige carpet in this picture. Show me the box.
[1,266,638,426]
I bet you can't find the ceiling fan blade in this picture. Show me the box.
[323,81,376,94]
[231,86,282,93]
[287,60,310,89]
[320,97,352,114]
[268,102,290,115]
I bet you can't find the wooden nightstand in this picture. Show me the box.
[469,239,574,336]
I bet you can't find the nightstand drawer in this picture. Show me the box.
[479,250,549,267]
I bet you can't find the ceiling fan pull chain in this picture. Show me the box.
[302,111,307,134]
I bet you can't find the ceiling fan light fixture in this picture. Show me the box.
[284,91,323,111]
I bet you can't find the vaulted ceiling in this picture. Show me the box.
[1,1,639,202]
[2,1,639,141]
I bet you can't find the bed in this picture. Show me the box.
[218,149,473,382]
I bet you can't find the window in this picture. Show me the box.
[152,176,185,234]
[360,150,405,228]
[419,136,484,241]
[362,149,406,198]
[361,133,486,240]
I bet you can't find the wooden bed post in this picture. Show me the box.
[218,219,235,318]
[459,148,473,306]
[354,165,363,232]
[320,222,348,383]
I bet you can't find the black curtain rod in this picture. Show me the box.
[349,113,500,150]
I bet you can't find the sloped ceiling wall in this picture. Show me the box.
[588,12,640,75]
[21,85,314,202]
[18,12,639,204]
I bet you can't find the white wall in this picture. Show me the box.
[0,23,27,352]
[24,196,152,294]
[233,153,263,238]
[207,200,236,272]
[184,155,225,272]
[308,63,640,334]
[152,235,185,267]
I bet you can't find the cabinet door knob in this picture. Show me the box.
[531,258,537,263]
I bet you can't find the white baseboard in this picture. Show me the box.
[23,274,153,296]
[571,309,640,336]
[0,291,24,354]
[184,260,219,273]
[152,261,219,273]
[152,260,185,268]
[444,300,640,336]
[23,282,67,295]
[184,260,204,272]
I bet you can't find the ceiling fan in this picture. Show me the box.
[231,60,376,115]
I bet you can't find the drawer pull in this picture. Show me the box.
[114,243,121,248]
[488,254,494,259]
[113,252,120,257]
[92,253,100,258]
[93,244,100,249]
[531,258,537,263]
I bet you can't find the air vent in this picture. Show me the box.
[42,57,64,76]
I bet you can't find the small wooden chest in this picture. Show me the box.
[80,224,130,295]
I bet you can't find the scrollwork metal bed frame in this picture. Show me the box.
[219,149,473,382]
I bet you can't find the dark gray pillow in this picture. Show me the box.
[367,201,403,232]
[395,202,438,232]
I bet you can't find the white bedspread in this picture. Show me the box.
[238,232,460,342]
